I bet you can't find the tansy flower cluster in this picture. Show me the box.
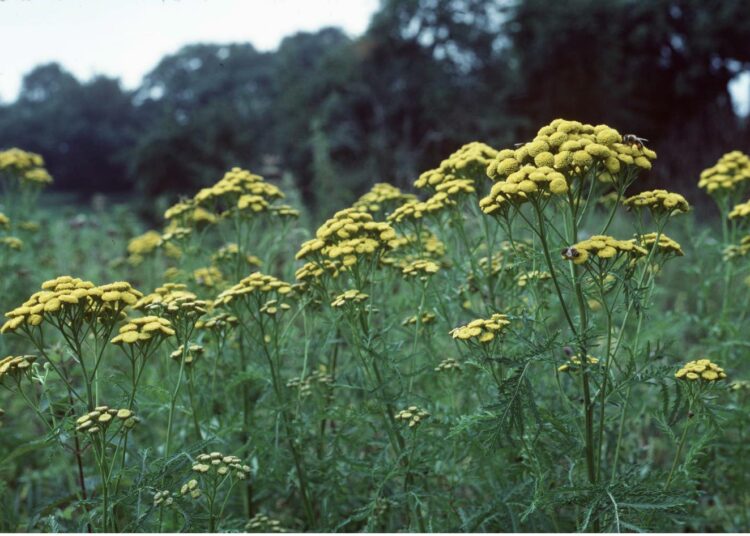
[415,141,497,191]
[724,235,750,260]
[387,195,455,224]
[395,406,430,428]
[402,312,436,326]
[481,119,656,214]
[127,231,163,266]
[153,491,174,507]
[450,313,511,343]
[517,270,551,287]
[331,289,369,308]
[287,366,333,397]
[698,151,750,194]
[170,343,204,366]
[729,199,750,220]
[434,357,461,373]
[180,479,201,499]
[191,452,251,479]
[1,277,142,334]
[0,148,53,186]
[111,316,175,345]
[635,232,684,257]
[246,513,286,533]
[215,272,293,308]
[193,167,284,217]
[623,189,690,215]
[212,243,262,270]
[196,312,238,332]
[0,236,22,250]
[296,208,397,269]
[135,284,208,319]
[675,359,727,382]
[193,266,224,289]
[164,201,218,228]
[558,354,599,373]
[75,406,139,434]
[401,259,440,280]
[561,235,647,265]
[0,355,36,384]
[353,183,416,214]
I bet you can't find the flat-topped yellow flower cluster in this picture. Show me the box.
[415,141,497,191]
[0,355,36,383]
[1,277,142,333]
[698,151,750,194]
[450,313,510,343]
[331,289,369,308]
[729,199,750,220]
[75,406,139,433]
[0,148,53,186]
[636,232,684,256]
[623,189,690,214]
[215,272,293,307]
[353,183,416,214]
[297,208,397,269]
[480,119,656,214]
[111,316,175,344]
[675,359,727,382]
[562,235,648,265]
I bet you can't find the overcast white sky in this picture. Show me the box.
[0,0,379,103]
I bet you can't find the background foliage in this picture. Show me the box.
[1,0,750,214]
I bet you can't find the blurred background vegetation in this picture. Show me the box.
[1,0,749,217]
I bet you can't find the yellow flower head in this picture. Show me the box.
[634,232,684,257]
[297,208,397,272]
[402,312,436,326]
[353,183,416,214]
[558,354,599,373]
[330,289,369,308]
[434,357,461,373]
[675,358,727,382]
[395,405,430,428]
[401,259,440,280]
[193,266,224,289]
[0,355,36,384]
[729,199,750,220]
[415,142,498,191]
[215,272,293,308]
[246,513,287,533]
[170,343,204,366]
[623,189,690,215]
[698,151,750,195]
[0,148,53,187]
[127,231,162,266]
[0,236,23,250]
[193,167,285,219]
[450,313,511,344]
[482,119,656,214]
[110,315,175,345]
[75,405,139,434]
[517,270,551,287]
[1,277,142,334]
[192,451,250,479]
[561,235,647,265]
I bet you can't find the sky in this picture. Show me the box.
[0,0,379,103]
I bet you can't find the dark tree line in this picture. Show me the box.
[1,0,749,207]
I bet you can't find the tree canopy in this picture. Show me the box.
[1,0,748,206]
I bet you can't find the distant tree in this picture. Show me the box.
[0,64,137,192]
